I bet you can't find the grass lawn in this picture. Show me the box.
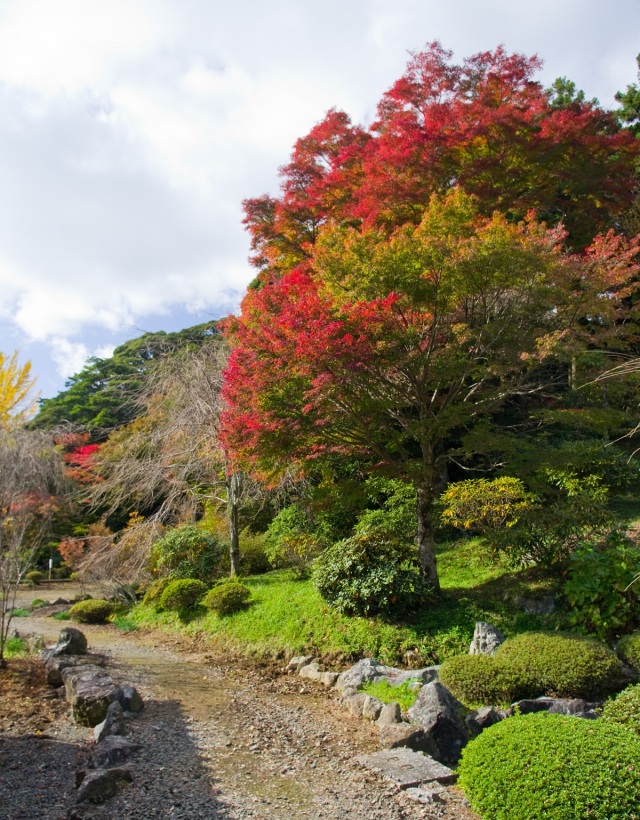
[131,536,569,667]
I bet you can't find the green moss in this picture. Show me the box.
[360,679,420,711]
[459,713,640,819]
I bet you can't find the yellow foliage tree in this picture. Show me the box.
[0,351,38,428]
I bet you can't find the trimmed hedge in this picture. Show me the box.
[68,599,114,624]
[601,683,640,737]
[439,654,534,708]
[203,582,252,617]
[458,713,640,819]
[617,631,640,671]
[25,570,44,584]
[439,632,624,708]
[159,579,207,616]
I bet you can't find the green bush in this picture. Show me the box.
[495,631,624,700]
[30,598,46,609]
[617,631,640,671]
[439,654,535,708]
[312,530,431,617]
[440,632,624,708]
[25,570,45,584]
[150,525,223,582]
[238,529,271,575]
[159,579,207,617]
[564,531,640,638]
[204,581,252,616]
[68,599,115,624]
[601,683,640,736]
[458,712,640,819]
[265,504,327,576]
[142,577,172,609]
[4,636,28,657]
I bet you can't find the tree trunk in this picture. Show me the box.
[227,472,243,577]
[416,482,441,593]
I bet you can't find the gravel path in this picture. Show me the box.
[5,607,477,819]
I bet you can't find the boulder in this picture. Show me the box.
[508,697,600,719]
[42,627,88,658]
[514,595,556,615]
[286,655,315,673]
[465,706,505,736]
[45,654,106,687]
[88,736,141,769]
[75,767,132,804]
[343,692,368,718]
[469,622,505,656]
[298,662,324,681]
[404,784,447,804]
[320,671,339,688]
[94,701,126,742]
[335,658,440,692]
[114,684,144,714]
[377,702,403,726]
[407,682,469,764]
[361,695,384,721]
[356,747,457,788]
[379,724,438,755]
[61,666,119,727]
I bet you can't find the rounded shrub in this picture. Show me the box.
[601,683,640,736]
[203,582,252,616]
[439,654,536,708]
[617,631,640,671]
[142,577,172,609]
[159,579,207,616]
[495,632,624,700]
[312,531,431,617]
[25,570,45,585]
[30,598,47,609]
[458,712,640,820]
[68,599,115,624]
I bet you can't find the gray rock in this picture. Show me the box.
[320,671,339,688]
[298,662,323,681]
[43,627,88,657]
[508,697,600,719]
[61,666,119,727]
[93,701,126,742]
[404,784,447,804]
[31,604,70,618]
[356,747,457,788]
[379,724,438,756]
[407,682,469,764]
[514,595,556,615]
[344,692,368,717]
[45,654,106,687]
[465,706,505,736]
[75,767,132,804]
[114,684,144,714]
[469,622,505,656]
[286,655,315,673]
[335,658,389,691]
[88,736,141,769]
[335,658,439,692]
[361,695,384,721]
[377,702,403,726]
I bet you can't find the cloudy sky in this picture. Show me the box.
[0,0,638,398]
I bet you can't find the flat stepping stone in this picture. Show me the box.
[356,747,456,788]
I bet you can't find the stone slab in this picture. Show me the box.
[355,747,457,788]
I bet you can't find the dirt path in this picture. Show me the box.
[5,588,476,819]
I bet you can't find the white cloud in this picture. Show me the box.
[0,0,637,394]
